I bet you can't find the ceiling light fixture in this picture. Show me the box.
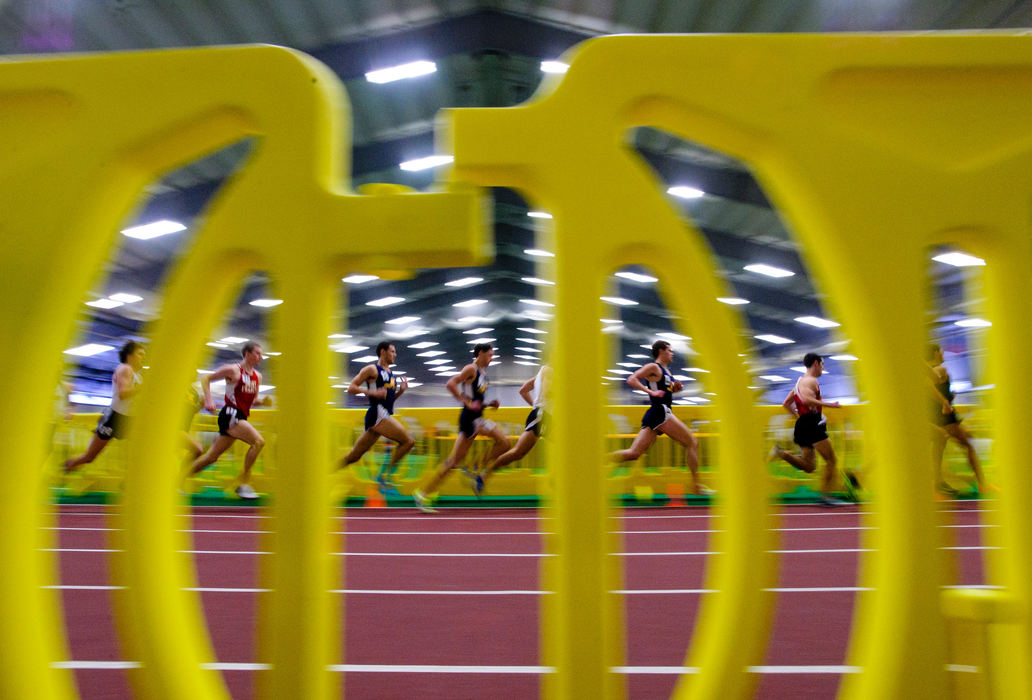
[615,271,658,283]
[717,297,750,305]
[366,296,405,307]
[667,186,705,199]
[342,274,379,284]
[408,341,438,349]
[445,277,483,287]
[107,293,143,303]
[754,334,795,344]
[744,263,795,278]
[121,219,186,240]
[364,60,436,84]
[932,251,985,267]
[601,296,638,306]
[385,316,421,325]
[794,315,840,328]
[520,299,554,307]
[517,327,547,334]
[452,299,488,308]
[249,299,283,308]
[524,248,555,257]
[521,277,555,286]
[64,343,115,357]
[540,60,569,74]
[399,155,453,171]
[85,299,124,309]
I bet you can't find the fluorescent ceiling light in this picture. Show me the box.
[601,296,638,306]
[830,354,858,361]
[107,293,142,303]
[523,309,552,320]
[760,374,789,381]
[515,354,539,361]
[264,351,281,356]
[755,334,795,344]
[744,263,794,278]
[452,299,488,308]
[615,271,658,283]
[601,318,622,324]
[365,60,436,84]
[64,343,115,357]
[933,252,985,267]
[445,277,483,287]
[524,248,555,257]
[121,219,186,240]
[617,362,639,368]
[540,60,569,74]
[514,360,540,366]
[467,337,496,344]
[425,358,451,365]
[408,341,438,349]
[489,360,502,366]
[400,155,453,171]
[219,336,248,344]
[717,297,750,305]
[667,186,705,199]
[463,327,494,334]
[657,332,690,341]
[386,315,421,325]
[602,324,624,333]
[405,382,423,388]
[249,299,283,308]
[456,316,486,324]
[795,316,839,328]
[86,298,124,309]
[628,354,650,359]
[516,337,544,344]
[608,369,632,375]
[527,211,553,219]
[366,296,405,307]
[417,350,446,357]
[328,333,352,339]
[673,375,695,381]
[522,277,555,286]
[206,342,228,349]
[258,385,275,392]
[520,299,554,307]
[517,327,547,334]
[516,346,541,354]
[955,318,992,328]
[683,367,709,373]
[342,274,378,284]
[334,345,367,354]
[354,355,378,362]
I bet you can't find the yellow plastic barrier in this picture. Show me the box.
[1,46,486,700]
[445,32,1032,700]
[3,33,1030,700]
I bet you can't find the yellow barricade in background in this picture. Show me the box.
[3,33,1031,700]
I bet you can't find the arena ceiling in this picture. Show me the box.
[1,0,1013,404]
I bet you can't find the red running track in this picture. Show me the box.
[49,501,990,699]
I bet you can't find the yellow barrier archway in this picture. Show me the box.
[445,33,1032,700]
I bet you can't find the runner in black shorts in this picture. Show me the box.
[927,343,993,495]
[65,341,145,472]
[414,343,510,512]
[772,352,851,506]
[610,340,712,496]
[476,364,551,496]
[338,341,415,488]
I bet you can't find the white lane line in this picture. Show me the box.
[51,661,871,675]
[44,546,999,556]
[48,584,998,595]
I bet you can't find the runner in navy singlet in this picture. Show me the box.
[413,343,510,512]
[610,340,712,497]
[185,342,265,499]
[338,341,415,486]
